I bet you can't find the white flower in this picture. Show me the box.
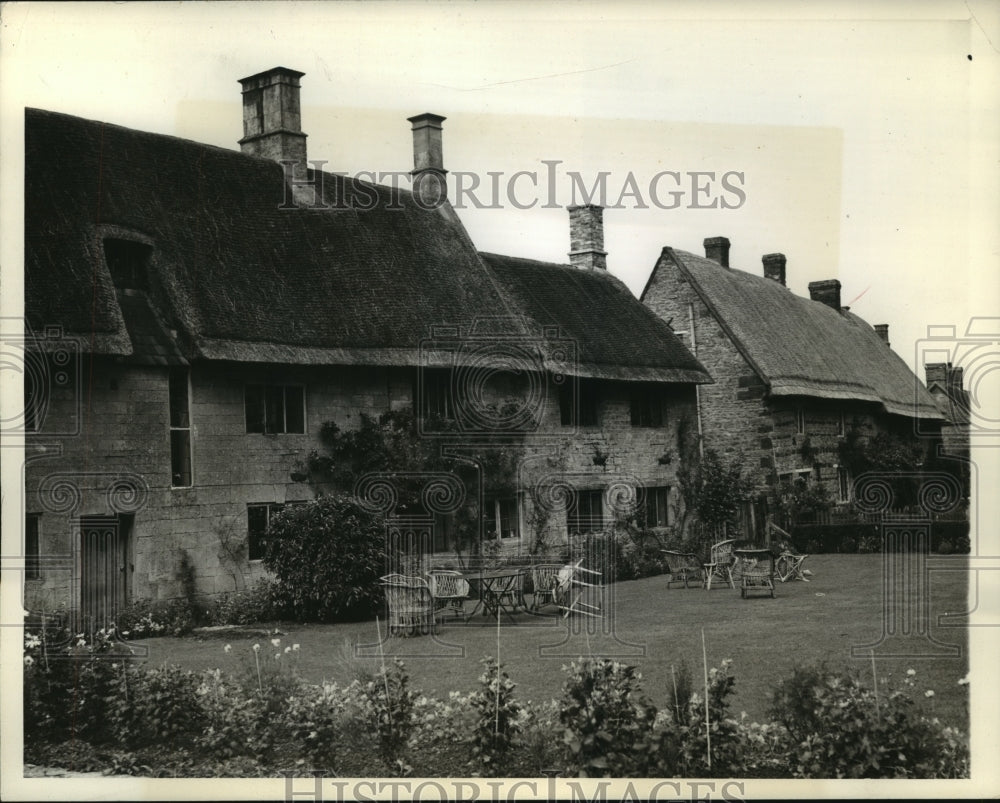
[284,646,292,654]
[292,643,300,651]
[906,668,916,676]
[253,643,261,652]
[275,653,281,660]
[23,655,34,667]
[925,689,935,698]
[958,674,970,686]
[224,644,232,653]
[271,638,281,647]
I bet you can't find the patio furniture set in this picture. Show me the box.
[380,560,605,636]
[661,539,810,599]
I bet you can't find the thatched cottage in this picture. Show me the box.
[640,239,949,535]
[22,67,710,627]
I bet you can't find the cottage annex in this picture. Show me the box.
[640,238,950,534]
[22,67,710,628]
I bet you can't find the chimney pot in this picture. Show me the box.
[874,323,890,345]
[704,236,730,268]
[407,113,448,208]
[762,253,787,285]
[238,67,308,180]
[808,279,842,311]
[568,205,607,270]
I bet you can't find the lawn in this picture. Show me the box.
[133,554,970,732]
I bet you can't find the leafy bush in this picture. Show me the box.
[559,658,656,777]
[23,626,138,746]
[769,663,969,778]
[650,658,748,777]
[208,578,287,626]
[264,494,387,622]
[116,597,197,638]
[110,664,204,748]
[362,657,415,767]
[469,657,521,774]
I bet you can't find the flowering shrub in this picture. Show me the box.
[468,657,521,774]
[110,663,204,748]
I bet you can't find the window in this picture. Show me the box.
[778,469,813,486]
[483,496,519,540]
[23,370,39,432]
[560,379,599,427]
[795,407,805,435]
[643,486,671,528]
[103,239,152,290]
[837,467,851,503]
[630,386,663,428]
[169,368,192,487]
[245,384,305,433]
[568,489,604,535]
[422,368,455,420]
[25,514,40,580]
[837,410,846,437]
[248,502,284,561]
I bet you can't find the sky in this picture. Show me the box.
[1,1,999,798]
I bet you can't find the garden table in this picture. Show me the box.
[461,568,527,623]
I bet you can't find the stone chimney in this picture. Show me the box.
[407,113,448,209]
[762,253,786,285]
[568,205,607,270]
[808,279,842,311]
[704,237,730,267]
[925,362,965,393]
[238,67,308,180]
[874,324,890,345]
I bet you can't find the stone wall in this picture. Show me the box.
[23,356,695,612]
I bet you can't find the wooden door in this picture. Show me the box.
[80,514,131,634]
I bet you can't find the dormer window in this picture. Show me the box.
[103,239,152,290]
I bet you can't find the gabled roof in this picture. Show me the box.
[25,108,706,384]
[641,247,942,419]
[482,253,710,384]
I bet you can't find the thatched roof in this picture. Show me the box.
[482,253,709,384]
[642,247,942,419]
[24,108,707,384]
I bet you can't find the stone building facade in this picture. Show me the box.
[21,67,709,627]
[641,237,945,535]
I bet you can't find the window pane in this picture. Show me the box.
[248,505,269,560]
[559,382,573,426]
[170,430,192,487]
[265,385,285,433]
[580,381,598,427]
[245,385,265,433]
[498,498,518,538]
[168,368,189,428]
[284,386,305,433]
[483,499,499,539]
[25,515,40,580]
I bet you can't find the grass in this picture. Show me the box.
[132,554,970,731]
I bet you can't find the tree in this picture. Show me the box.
[677,448,753,552]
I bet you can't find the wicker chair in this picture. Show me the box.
[702,539,736,590]
[427,569,470,621]
[381,574,434,635]
[529,563,566,611]
[775,552,810,582]
[735,550,775,599]
[661,550,702,588]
